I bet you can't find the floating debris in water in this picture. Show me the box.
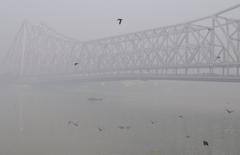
[88,97,103,102]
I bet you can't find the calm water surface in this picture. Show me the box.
[0,80,240,155]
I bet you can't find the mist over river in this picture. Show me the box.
[0,80,240,155]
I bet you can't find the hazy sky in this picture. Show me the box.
[1,0,240,53]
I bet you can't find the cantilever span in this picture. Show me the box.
[1,4,240,82]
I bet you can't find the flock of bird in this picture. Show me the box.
[67,97,235,148]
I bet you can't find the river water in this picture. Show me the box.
[0,80,240,155]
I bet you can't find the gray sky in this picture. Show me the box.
[1,0,240,52]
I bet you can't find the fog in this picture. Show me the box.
[1,0,240,155]
[1,81,240,155]
[1,0,240,52]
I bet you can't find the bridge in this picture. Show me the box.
[1,4,240,83]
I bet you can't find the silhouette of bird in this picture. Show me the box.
[178,115,184,119]
[151,120,160,125]
[73,122,79,127]
[118,126,125,130]
[68,121,79,127]
[117,18,123,25]
[203,140,209,146]
[216,56,221,59]
[226,109,234,114]
[74,62,79,66]
[186,135,190,138]
[98,128,103,132]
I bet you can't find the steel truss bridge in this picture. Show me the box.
[1,4,240,82]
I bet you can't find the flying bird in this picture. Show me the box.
[98,128,103,132]
[118,126,125,130]
[226,109,234,114]
[203,140,209,146]
[151,121,160,125]
[73,122,79,127]
[178,115,184,119]
[117,18,123,25]
[216,56,221,59]
[68,121,79,127]
[74,62,79,66]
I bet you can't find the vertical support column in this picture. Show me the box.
[165,30,169,76]
[226,20,230,76]
[237,22,240,63]
[237,23,240,76]
[209,17,216,74]
[20,22,27,77]
[185,26,189,75]
[174,26,177,67]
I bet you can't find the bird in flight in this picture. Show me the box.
[117,18,123,25]
[118,125,131,130]
[118,126,125,130]
[226,109,234,114]
[74,62,79,66]
[203,140,209,146]
[68,121,79,127]
[98,128,103,132]
[73,122,79,127]
[178,115,184,119]
[151,120,160,125]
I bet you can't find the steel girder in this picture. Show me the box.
[1,4,240,82]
